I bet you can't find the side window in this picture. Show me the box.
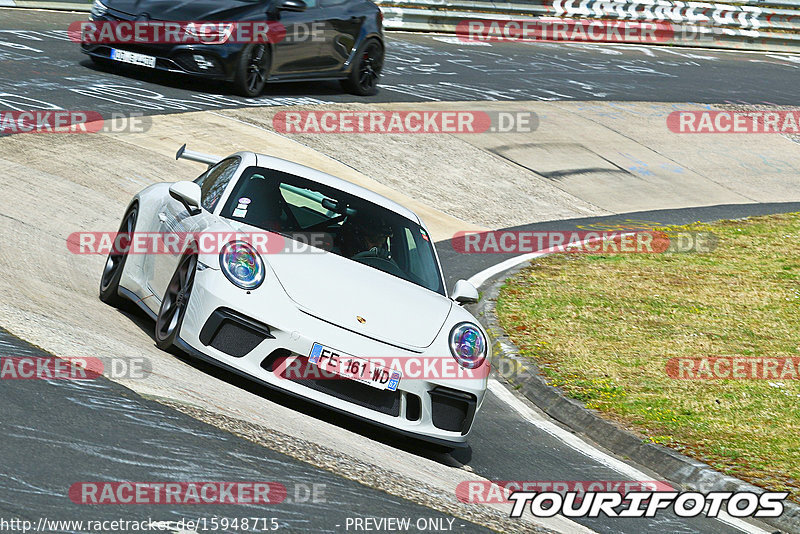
[320,0,345,6]
[194,157,241,212]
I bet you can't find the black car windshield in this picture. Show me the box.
[220,167,445,295]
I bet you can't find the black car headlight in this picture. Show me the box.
[219,241,265,290]
[90,0,108,18]
[449,322,487,369]
[185,23,234,44]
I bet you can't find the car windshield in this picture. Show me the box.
[220,166,445,295]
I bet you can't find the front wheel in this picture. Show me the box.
[99,205,137,307]
[341,38,383,96]
[233,44,271,97]
[155,250,197,351]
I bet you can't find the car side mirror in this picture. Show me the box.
[169,181,203,216]
[278,0,307,11]
[450,279,479,305]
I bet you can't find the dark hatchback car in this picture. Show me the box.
[81,0,385,96]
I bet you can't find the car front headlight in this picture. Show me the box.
[219,241,265,290]
[449,322,487,369]
[90,0,108,18]
[184,23,235,45]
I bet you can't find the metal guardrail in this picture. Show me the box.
[4,0,799,52]
[375,0,800,51]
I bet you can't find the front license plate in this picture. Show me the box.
[308,343,401,391]
[110,48,156,68]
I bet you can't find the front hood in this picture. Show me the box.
[266,250,452,350]
[106,0,260,20]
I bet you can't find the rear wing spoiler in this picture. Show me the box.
[176,144,222,168]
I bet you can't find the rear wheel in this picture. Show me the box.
[155,250,197,351]
[99,205,137,307]
[233,44,271,97]
[341,38,383,96]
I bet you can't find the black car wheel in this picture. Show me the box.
[155,249,197,351]
[233,44,271,98]
[342,38,383,96]
[99,205,137,307]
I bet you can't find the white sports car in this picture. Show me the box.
[99,146,489,447]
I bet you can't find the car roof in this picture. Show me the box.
[253,152,422,224]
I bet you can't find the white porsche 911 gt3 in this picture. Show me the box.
[99,146,489,447]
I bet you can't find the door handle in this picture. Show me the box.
[158,213,167,222]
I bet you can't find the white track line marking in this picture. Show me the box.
[467,233,638,288]
[488,380,771,533]
[467,250,546,288]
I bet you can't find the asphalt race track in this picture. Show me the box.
[1,7,799,534]
[1,9,799,115]
[0,329,494,533]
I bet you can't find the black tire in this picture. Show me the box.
[99,205,138,307]
[341,38,383,96]
[154,249,198,352]
[232,44,271,97]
